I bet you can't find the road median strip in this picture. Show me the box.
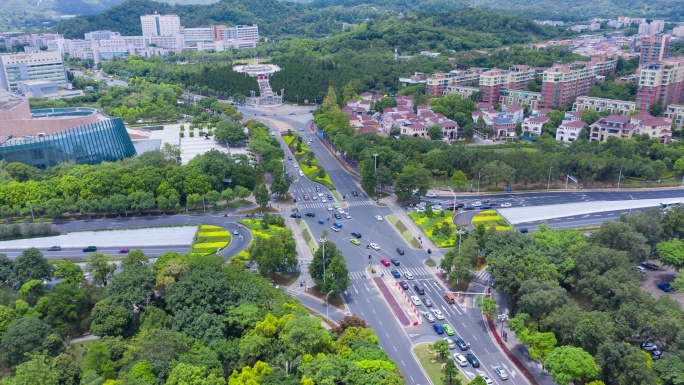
[386,214,421,249]
[372,276,411,326]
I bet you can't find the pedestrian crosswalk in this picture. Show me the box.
[297,200,374,209]
[473,268,491,282]
[349,267,431,280]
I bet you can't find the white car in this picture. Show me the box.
[331,226,340,232]
[431,205,442,211]
[426,192,436,198]
[369,243,380,250]
[443,337,455,349]
[318,193,324,197]
[404,272,414,280]
[344,213,351,219]
[421,311,436,323]
[432,309,445,320]
[411,296,422,306]
[501,202,512,208]
[299,171,304,176]
[337,208,345,214]
[482,375,493,385]
[473,201,482,207]
[294,164,299,169]
[494,366,509,380]
[453,353,467,367]
[375,215,383,221]
[415,207,426,212]
[321,198,327,203]
[232,229,239,235]
[327,205,333,211]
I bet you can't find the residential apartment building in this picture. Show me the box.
[479,65,536,104]
[0,51,67,91]
[444,85,479,99]
[141,14,181,37]
[540,63,596,109]
[499,90,542,110]
[664,104,684,128]
[638,20,665,36]
[425,69,482,96]
[640,34,670,66]
[635,58,684,112]
[572,96,636,115]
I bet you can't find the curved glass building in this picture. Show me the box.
[0,107,136,168]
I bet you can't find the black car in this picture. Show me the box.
[352,191,358,197]
[305,212,316,217]
[327,194,333,200]
[391,270,401,278]
[465,353,480,368]
[351,231,362,238]
[464,205,474,210]
[399,281,409,290]
[47,246,61,251]
[396,247,405,255]
[315,186,321,192]
[480,204,491,210]
[83,246,97,252]
[455,337,468,351]
[334,213,342,219]
[519,228,529,234]
[390,258,401,266]
[290,213,301,218]
[288,155,292,160]
[642,261,660,270]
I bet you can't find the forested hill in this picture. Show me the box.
[54,0,391,39]
[308,0,684,20]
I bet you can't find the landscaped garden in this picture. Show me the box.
[413,342,469,385]
[471,210,513,231]
[407,210,457,248]
[190,225,230,255]
[283,132,334,189]
[387,214,421,249]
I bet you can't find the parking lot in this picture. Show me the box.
[640,260,684,307]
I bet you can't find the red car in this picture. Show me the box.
[303,194,310,200]
[119,248,129,253]
[380,258,391,267]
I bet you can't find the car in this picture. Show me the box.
[337,208,345,214]
[422,311,436,323]
[453,353,468,367]
[331,226,340,232]
[345,213,352,219]
[519,347,531,360]
[333,203,340,209]
[303,194,310,200]
[369,243,380,250]
[494,366,509,380]
[381,258,391,267]
[426,192,437,197]
[396,247,405,255]
[433,324,444,335]
[305,212,316,217]
[391,269,401,278]
[404,271,414,280]
[350,239,360,245]
[399,281,409,290]
[333,222,342,228]
[327,205,333,211]
[312,195,318,200]
[482,199,490,203]
[501,202,512,208]
[375,215,383,221]
[465,353,480,368]
[642,261,660,270]
[390,258,400,266]
[413,283,425,295]
[480,204,491,210]
[289,112,296,115]
[636,266,646,274]
[651,350,663,360]
[443,337,455,349]
[431,205,442,210]
[519,227,529,233]
[657,282,671,292]
[233,229,239,235]
[424,297,433,307]
[463,205,474,210]
[83,246,97,252]
[481,375,494,385]
[352,191,358,197]
[290,213,301,218]
[455,337,468,351]
[442,324,455,336]
[287,155,292,160]
[415,207,426,212]
[327,194,333,200]
[473,201,482,207]
[334,213,342,219]
[641,342,659,352]
[432,309,445,320]
[299,171,304,176]
[321,198,327,203]
[47,246,61,251]
[299,127,304,131]
[351,231,362,238]
[411,296,422,306]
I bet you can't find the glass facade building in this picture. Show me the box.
[0,116,136,168]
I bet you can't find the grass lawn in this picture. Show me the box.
[225,199,251,209]
[191,225,230,255]
[471,210,512,231]
[413,342,469,385]
[407,211,457,248]
[69,339,97,370]
[273,271,300,286]
[296,219,318,251]
[308,285,345,309]
[283,132,335,190]
[237,207,279,215]
[387,214,421,249]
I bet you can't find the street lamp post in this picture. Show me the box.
[447,186,457,214]
[498,313,509,339]
[477,170,481,195]
[319,236,328,284]
[373,153,379,195]
[457,229,466,252]
[547,167,553,192]
[617,165,623,190]
[326,290,334,321]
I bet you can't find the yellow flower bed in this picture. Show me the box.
[191,225,231,255]
[471,210,512,231]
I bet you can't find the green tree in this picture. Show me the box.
[89,299,133,337]
[476,296,497,319]
[85,341,116,380]
[248,232,298,280]
[106,265,155,308]
[522,331,557,370]
[235,185,251,200]
[2,354,60,385]
[581,109,601,125]
[186,193,203,210]
[431,340,450,361]
[51,353,81,385]
[11,247,53,287]
[221,188,236,203]
[309,240,351,293]
[166,363,226,385]
[544,346,599,385]
[214,120,247,145]
[649,102,664,117]
[1,317,64,366]
[657,238,684,271]
[469,376,487,385]
[53,261,85,284]
[34,283,93,336]
[428,125,443,140]
[449,170,467,191]
[85,252,116,287]
[443,358,461,385]
[254,183,269,207]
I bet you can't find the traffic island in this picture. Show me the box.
[407,211,457,248]
[386,214,421,249]
[471,210,512,231]
[371,275,412,326]
[413,342,469,385]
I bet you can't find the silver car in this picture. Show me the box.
[421,311,436,323]
[494,366,508,380]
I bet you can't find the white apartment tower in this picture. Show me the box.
[140,14,181,37]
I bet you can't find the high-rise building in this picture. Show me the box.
[180,27,214,45]
[540,64,596,109]
[479,66,536,104]
[640,35,671,66]
[638,20,665,36]
[635,58,684,112]
[0,51,67,91]
[214,24,259,48]
[84,30,121,41]
[140,14,181,37]
[2,33,63,50]
[425,69,482,96]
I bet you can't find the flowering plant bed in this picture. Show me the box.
[373,277,410,326]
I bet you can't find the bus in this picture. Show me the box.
[660,201,683,210]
